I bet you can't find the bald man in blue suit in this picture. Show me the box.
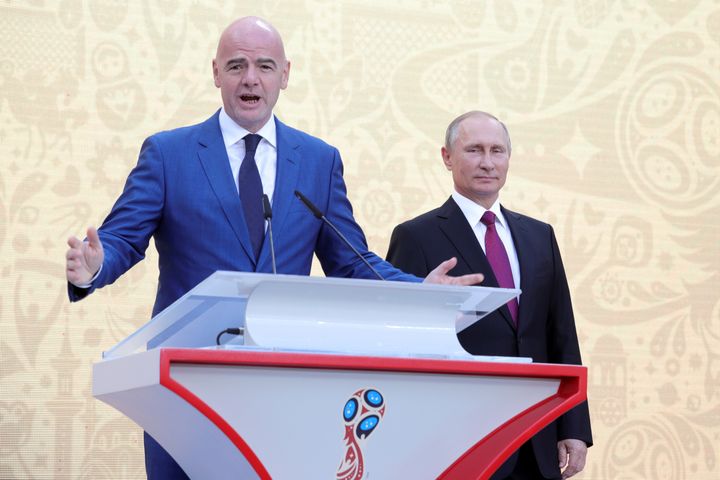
[66,16,482,479]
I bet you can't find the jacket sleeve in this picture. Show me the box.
[67,136,165,302]
[314,148,420,283]
[547,226,594,446]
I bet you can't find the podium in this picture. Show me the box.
[93,272,587,479]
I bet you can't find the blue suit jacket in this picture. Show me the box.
[70,111,418,315]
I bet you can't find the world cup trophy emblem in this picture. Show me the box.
[336,388,385,480]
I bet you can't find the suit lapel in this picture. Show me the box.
[437,198,490,276]
[256,118,301,271]
[196,111,257,264]
[437,197,516,330]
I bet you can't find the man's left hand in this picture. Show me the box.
[558,438,587,479]
[424,257,484,286]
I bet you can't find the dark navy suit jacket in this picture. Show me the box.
[69,111,418,314]
[387,196,592,479]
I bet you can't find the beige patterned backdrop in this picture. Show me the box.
[1,0,718,478]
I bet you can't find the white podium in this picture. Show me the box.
[93,272,587,479]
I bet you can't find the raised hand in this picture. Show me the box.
[66,226,104,286]
[423,257,484,286]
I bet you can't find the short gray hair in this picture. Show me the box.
[444,111,512,155]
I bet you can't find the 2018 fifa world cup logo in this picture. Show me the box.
[336,388,385,480]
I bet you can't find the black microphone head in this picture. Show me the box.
[262,194,272,219]
[294,190,324,219]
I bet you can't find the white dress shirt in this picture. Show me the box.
[218,107,278,204]
[451,190,521,297]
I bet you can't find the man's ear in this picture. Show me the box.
[441,146,452,171]
[212,59,220,88]
[280,60,291,90]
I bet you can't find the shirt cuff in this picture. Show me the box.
[70,264,102,289]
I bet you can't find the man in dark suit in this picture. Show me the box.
[386,111,592,479]
[65,17,482,479]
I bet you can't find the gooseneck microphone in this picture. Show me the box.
[262,194,277,274]
[294,190,384,281]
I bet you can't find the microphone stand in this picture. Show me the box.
[294,190,384,281]
[262,194,277,274]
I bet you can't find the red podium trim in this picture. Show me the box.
[159,349,272,479]
[159,348,586,479]
[438,372,585,479]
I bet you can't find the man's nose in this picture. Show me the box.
[477,152,493,169]
[243,65,259,85]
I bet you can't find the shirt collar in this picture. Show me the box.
[218,107,277,149]
[451,190,508,229]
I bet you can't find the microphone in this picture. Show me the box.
[262,194,277,274]
[294,190,384,281]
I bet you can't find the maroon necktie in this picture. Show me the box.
[480,211,518,325]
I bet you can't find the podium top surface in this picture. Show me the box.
[103,271,520,360]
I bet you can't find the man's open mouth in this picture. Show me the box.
[240,94,261,104]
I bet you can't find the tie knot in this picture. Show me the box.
[244,134,262,153]
[480,211,496,226]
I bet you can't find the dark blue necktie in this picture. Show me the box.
[238,134,264,259]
